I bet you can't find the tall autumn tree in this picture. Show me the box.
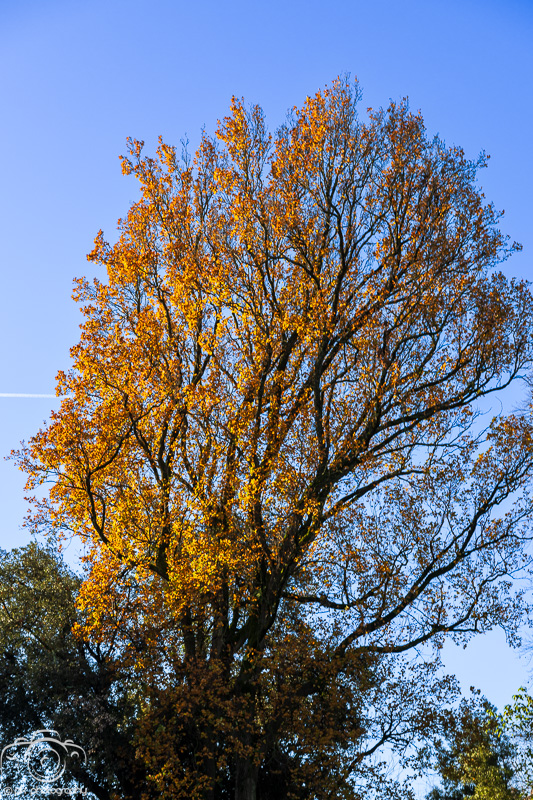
[16,78,533,799]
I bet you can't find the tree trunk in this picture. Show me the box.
[235,757,258,800]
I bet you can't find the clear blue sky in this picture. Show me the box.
[1,0,532,716]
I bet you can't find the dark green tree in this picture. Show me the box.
[0,543,145,799]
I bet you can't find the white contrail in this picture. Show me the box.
[0,393,58,398]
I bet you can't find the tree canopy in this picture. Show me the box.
[15,77,533,800]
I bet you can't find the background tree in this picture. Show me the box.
[16,77,533,799]
[425,693,519,800]
[0,543,145,799]
[497,688,533,799]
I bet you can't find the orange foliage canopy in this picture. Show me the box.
[17,78,533,799]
